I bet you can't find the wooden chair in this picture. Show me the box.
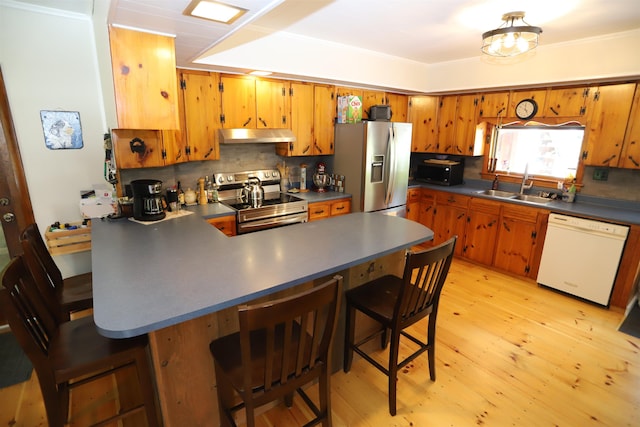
[20,223,92,321]
[343,237,456,416]
[0,256,159,427]
[210,275,343,427]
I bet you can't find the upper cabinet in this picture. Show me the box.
[408,96,439,152]
[543,87,589,117]
[219,75,289,129]
[112,129,174,169]
[478,92,510,118]
[276,83,335,156]
[109,27,179,130]
[386,93,408,122]
[176,70,220,162]
[621,84,640,169]
[507,90,547,119]
[583,82,636,167]
[437,94,479,155]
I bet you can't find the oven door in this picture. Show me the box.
[237,211,308,234]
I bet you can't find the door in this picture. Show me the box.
[0,67,36,323]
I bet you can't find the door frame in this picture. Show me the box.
[0,66,35,257]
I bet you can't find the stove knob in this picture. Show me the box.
[227,175,233,182]
[273,171,279,178]
[264,171,271,178]
[217,176,224,185]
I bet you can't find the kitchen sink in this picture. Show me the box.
[512,194,553,204]
[475,189,517,198]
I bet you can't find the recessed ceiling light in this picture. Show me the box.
[249,70,272,76]
[184,0,247,24]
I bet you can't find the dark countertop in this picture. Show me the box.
[91,211,431,339]
[409,179,640,226]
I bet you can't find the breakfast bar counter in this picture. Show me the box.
[91,212,433,425]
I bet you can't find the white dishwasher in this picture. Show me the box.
[537,213,629,306]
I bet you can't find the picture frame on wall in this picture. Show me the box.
[40,110,84,150]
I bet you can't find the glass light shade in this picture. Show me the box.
[481,12,542,57]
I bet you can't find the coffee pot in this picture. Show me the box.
[241,177,264,208]
[131,179,166,221]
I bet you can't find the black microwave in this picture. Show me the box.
[416,159,464,186]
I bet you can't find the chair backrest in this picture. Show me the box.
[0,256,58,383]
[237,275,342,401]
[21,223,64,290]
[394,237,457,326]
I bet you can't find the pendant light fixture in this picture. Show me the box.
[481,12,542,57]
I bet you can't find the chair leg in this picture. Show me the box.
[427,314,437,381]
[343,303,356,373]
[284,392,294,407]
[134,349,160,426]
[214,364,237,427]
[388,329,401,416]
[319,365,332,427]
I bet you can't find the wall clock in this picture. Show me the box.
[515,98,538,120]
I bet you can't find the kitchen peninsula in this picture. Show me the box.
[91,212,433,425]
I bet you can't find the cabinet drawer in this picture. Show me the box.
[407,188,420,203]
[435,192,470,208]
[420,189,436,202]
[501,204,543,222]
[207,216,236,236]
[330,199,351,216]
[308,202,330,221]
[469,197,501,215]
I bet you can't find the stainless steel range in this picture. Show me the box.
[213,169,308,234]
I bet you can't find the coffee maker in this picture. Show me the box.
[131,179,166,221]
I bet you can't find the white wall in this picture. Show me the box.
[0,2,109,275]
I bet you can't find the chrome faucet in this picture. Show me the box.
[519,163,534,194]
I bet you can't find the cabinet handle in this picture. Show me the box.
[242,117,252,127]
[129,137,146,154]
[601,154,616,164]
[628,155,639,167]
[203,147,213,158]
[335,206,344,211]
[258,117,267,127]
[550,106,559,116]
[502,221,511,232]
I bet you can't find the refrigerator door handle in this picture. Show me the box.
[385,125,397,205]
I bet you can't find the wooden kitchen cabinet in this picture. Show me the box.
[313,84,336,155]
[219,75,289,129]
[621,84,640,169]
[109,26,179,130]
[432,192,469,256]
[406,188,421,222]
[463,198,500,265]
[207,215,236,236]
[494,204,546,278]
[308,197,351,221]
[362,90,386,118]
[507,89,548,119]
[112,128,174,169]
[543,86,589,117]
[437,94,479,155]
[386,93,408,122]
[583,83,636,167]
[176,70,220,162]
[478,91,510,118]
[408,96,439,152]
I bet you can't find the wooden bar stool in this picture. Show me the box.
[20,223,92,321]
[210,275,343,427]
[343,237,456,416]
[0,256,160,427]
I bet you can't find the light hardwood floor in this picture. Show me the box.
[2,258,639,426]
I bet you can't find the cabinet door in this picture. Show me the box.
[109,27,179,129]
[207,216,236,236]
[313,85,336,155]
[336,87,363,98]
[283,82,314,156]
[583,83,636,167]
[544,87,589,117]
[220,75,256,128]
[508,90,547,119]
[362,90,385,118]
[478,92,509,118]
[112,129,167,169]
[454,94,479,156]
[437,95,457,154]
[463,198,500,265]
[409,96,439,152]
[494,218,537,276]
[179,71,220,161]
[308,202,330,221]
[621,84,640,169]
[406,188,421,222]
[387,93,408,122]
[433,204,467,256]
[256,79,289,129]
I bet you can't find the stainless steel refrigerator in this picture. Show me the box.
[334,121,412,216]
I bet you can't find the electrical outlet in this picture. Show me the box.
[593,168,609,181]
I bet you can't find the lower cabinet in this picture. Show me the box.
[407,188,548,278]
[308,198,351,221]
[493,204,546,279]
[206,215,237,236]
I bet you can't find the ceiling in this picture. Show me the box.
[11,0,640,72]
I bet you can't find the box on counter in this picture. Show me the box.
[80,184,116,218]
[337,96,363,123]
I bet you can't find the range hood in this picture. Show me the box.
[218,128,296,144]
